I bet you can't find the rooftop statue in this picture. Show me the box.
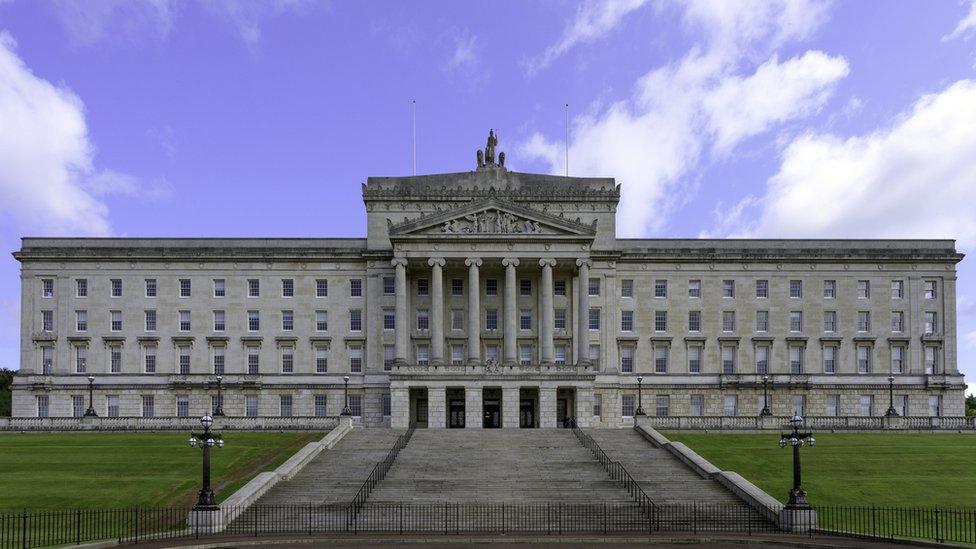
[476,129,505,169]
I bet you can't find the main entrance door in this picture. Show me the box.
[449,399,465,428]
[520,399,536,428]
[557,398,568,428]
[483,399,501,428]
[415,398,429,427]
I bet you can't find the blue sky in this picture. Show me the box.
[1,0,975,392]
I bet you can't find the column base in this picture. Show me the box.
[779,507,817,533]
[187,508,224,534]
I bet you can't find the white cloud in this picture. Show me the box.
[944,0,976,41]
[0,32,159,236]
[520,1,844,237]
[734,79,976,245]
[968,382,976,397]
[88,170,173,201]
[525,0,649,74]
[445,32,477,72]
[204,0,313,50]
[52,0,179,47]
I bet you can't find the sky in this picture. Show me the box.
[1,0,975,394]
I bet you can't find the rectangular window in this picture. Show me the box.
[519,344,533,365]
[789,280,803,298]
[247,310,260,331]
[281,278,294,297]
[349,309,362,331]
[791,395,806,416]
[176,395,189,418]
[756,346,769,374]
[142,395,154,418]
[145,345,157,373]
[925,346,938,374]
[316,310,328,331]
[593,394,602,417]
[519,278,531,297]
[248,279,260,297]
[451,309,463,331]
[790,311,803,332]
[178,345,190,375]
[929,395,942,417]
[723,395,738,416]
[924,312,937,335]
[280,395,293,417]
[653,310,667,332]
[485,344,499,362]
[554,345,567,365]
[42,278,54,298]
[756,310,768,332]
[688,280,701,298]
[382,393,392,416]
[857,280,870,299]
[859,395,874,417]
[857,345,871,373]
[213,279,225,297]
[721,346,736,374]
[452,278,464,297]
[383,344,395,371]
[554,309,566,330]
[897,395,908,416]
[316,279,328,297]
[75,346,87,373]
[417,278,430,296]
[722,280,735,298]
[179,279,191,298]
[451,344,464,365]
[690,395,704,417]
[722,311,735,332]
[823,280,836,299]
[246,395,259,417]
[383,276,396,296]
[416,343,430,365]
[588,308,601,330]
[417,309,429,330]
[826,395,840,417]
[110,310,122,331]
[315,395,328,417]
[588,277,600,296]
[280,346,294,373]
[211,346,224,375]
[76,279,87,297]
[891,311,904,333]
[554,279,566,296]
[654,279,667,298]
[890,280,903,299]
[213,310,226,332]
[349,346,363,372]
[621,279,634,298]
[145,279,156,298]
[891,346,904,374]
[621,394,635,417]
[924,280,937,299]
[484,279,496,296]
[655,395,670,417]
[857,311,871,332]
[620,346,634,373]
[823,311,836,333]
[688,346,702,374]
[383,309,396,331]
[315,346,329,373]
[789,346,804,374]
[179,310,191,332]
[349,279,363,297]
[106,395,119,417]
[41,310,53,332]
[109,345,123,373]
[349,395,363,417]
[654,346,668,374]
[111,278,122,298]
[247,347,260,375]
[36,395,49,418]
[756,279,769,299]
[41,346,54,375]
[589,344,601,369]
[823,346,836,374]
[621,310,634,332]
[485,309,498,330]
[688,310,701,332]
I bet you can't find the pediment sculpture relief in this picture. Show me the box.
[441,209,543,234]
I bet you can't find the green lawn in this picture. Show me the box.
[665,432,976,508]
[0,431,321,511]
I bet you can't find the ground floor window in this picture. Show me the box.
[621,394,635,417]
[37,395,49,417]
[859,395,874,416]
[929,395,942,417]
[72,395,85,417]
[245,395,259,417]
[107,395,119,417]
[592,394,602,417]
[177,395,189,417]
[382,393,392,417]
[349,394,363,417]
[655,395,669,417]
[142,395,154,418]
[280,394,293,417]
[723,395,737,416]
[315,395,328,417]
[690,394,704,416]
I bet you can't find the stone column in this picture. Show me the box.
[502,257,520,366]
[576,258,592,367]
[539,258,556,365]
[539,386,557,428]
[466,257,482,364]
[428,257,445,366]
[391,386,410,429]
[427,385,446,429]
[465,385,483,429]
[576,386,594,428]
[502,386,520,429]
[392,257,409,365]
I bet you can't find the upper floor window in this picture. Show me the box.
[316,310,328,331]
[247,310,260,331]
[485,308,498,331]
[519,344,533,366]
[248,279,260,297]
[722,311,736,332]
[857,311,871,332]
[349,309,362,331]
[722,280,735,298]
[179,310,191,331]
[519,279,532,297]
[110,310,123,332]
[145,279,157,298]
[76,279,88,297]
[688,280,701,298]
[857,280,870,299]
[588,278,600,296]
[213,310,226,332]
[891,311,904,333]
[554,309,566,330]
[519,309,532,330]
[789,311,803,332]
[619,346,634,373]
[890,280,903,299]
[789,280,802,299]
[111,279,122,298]
[654,279,667,298]
[620,310,633,332]
[756,310,769,332]
[282,310,294,331]
[654,310,667,332]
[924,311,938,335]
[349,279,363,298]
[588,308,601,330]
[823,311,837,333]
[383,276,396,296]
[452,278,464,297]
[281,279,294,297]
[924,280,937,299]
[620,279,634,298]
[484,279,497,296]
[179,279,191,298]
[553,279,566,296]
[688,310,701,332]
[417,278,430,296]
[417,309,429,330]
[823,280,836,299]
[383,308,396,331]
[451,309,463,331]
[42,279,54,298]
[213,279,225,298]
[755,280,768,299]
[316,279,328,297]
[41,310,53,332]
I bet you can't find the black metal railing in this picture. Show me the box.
[570,419,657,514]
[4,503,976,547]
[348,423,416,512]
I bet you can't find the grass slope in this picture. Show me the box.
[0,431,321,511]
[665,432,976,508]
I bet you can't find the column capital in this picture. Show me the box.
[428,257,446,268]
[465,257,483,267]
[391,257,408,268]
[576,258,592,269]
[539,258,557,268]
[502,257,520,268]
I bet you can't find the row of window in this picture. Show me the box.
[612,309,940,335]
[613,393,944,418]
[40,277,943,301]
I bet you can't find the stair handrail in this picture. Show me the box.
[348,423,416,513]
[570,418,657,511]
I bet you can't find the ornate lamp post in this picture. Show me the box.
[778,415,815,510]
[340,375,351,416]
[188,415,224,510]
[760,375,772,416]
[634,375,646,416]
[83,375,97,417]
[885,374,899,417]
[213,376,224,417]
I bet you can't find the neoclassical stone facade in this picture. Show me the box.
[11,144,966,426]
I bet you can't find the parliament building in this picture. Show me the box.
[11,134,966,426]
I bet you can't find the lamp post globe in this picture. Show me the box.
[760,375,772,416]
[885,374,899,417]
[340,375,352,416]
[634,375,646,416]
[83,374,98,417]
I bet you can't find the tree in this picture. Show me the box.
[0,368,13,417]
[967,394,976,418]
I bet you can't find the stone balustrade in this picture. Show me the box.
[635,415,975,431]
[0,416,340,431]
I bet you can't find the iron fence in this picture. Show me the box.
[2,503,976,547]
[348,423,416,512]
[570,419,657,511]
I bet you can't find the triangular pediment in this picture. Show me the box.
[388,198,597,238]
